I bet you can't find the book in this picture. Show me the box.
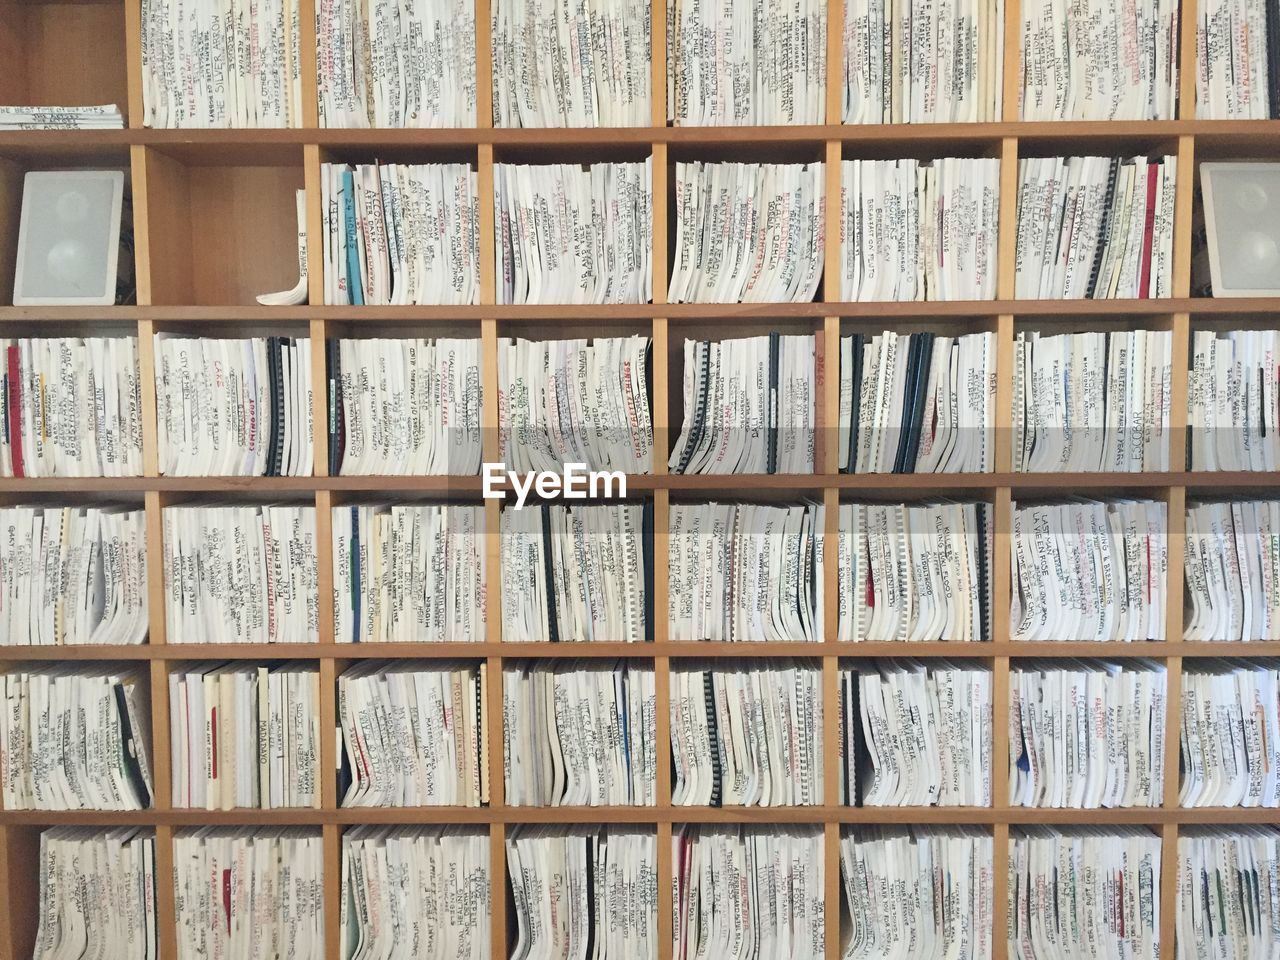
[172,829,324,959]
[1187,329,1280,471]
[0,104,125,129]
[667,162,826,304]
[1010,499,1168,642]
[0,667,154,810]
[839,158,1000,301]
[840,331,996,473]
[316,0,476,126]
[168,663,320,810]
[1185,499,1280,641]
[840,661,992,806]
[154,334,314,477]
[338,661,488,807]
[668,502,824,642]
[671,661,824,807]
[33,827,157,960]
[842,0,1006,124]
[1009,661,1167,808]
[340,826,490,958]
[1177,829,1280,956]
[0,505,148,646]
[503,660,656,806]
[838,502,993,642]
[840,827,993,959]
[332,504,486,643]
[669,335,816,474]
[1018,0,1179,121]
[495,160,653,304]
[141,0,303,128]
[1013,156,1177,299]
[327,338,483,475]
[321,162,479,305]
[492,0,651,127]
[1179,661,1280,808]
[499,336,653,474]
[1009,828,1161,959]
[1013,330,1173,472]
[1196,0,1277,119]
[673,825,824,958]
[502,503,651,642]
[667,0,826,125]
[0,337,143,478]
[162,505,320,644]
[508,826,657,958]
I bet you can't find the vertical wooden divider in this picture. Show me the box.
[477,17,504,925]
[298,0,319,128]
[1178,0,1199,120]
[314,486,340,960]
[476,0,493,129]
[308,140,334,956]
[0,824,39,957]
[822,481,841,960]
[305,157,327,909]
[821,0,843,928]
[482,330,507,960]
[654,485,673,960]
[990,123,1020,960]
[1159,304,1191,957]
[825,0,842,125]
[1000,0,1020,122]
[478,91,507,945]
[649,14,672,950]
[306,144,330,481]
[0,827,12,956]
[820,270,841,953]
[1173,137,1196,301]
[990,483,1012,960]
[154,823,178,960]
[1162,120,1197,959]
[129,131,182,960]
[146,483,177,960]
[124,0,145,125]
[1159,487,1186,960]
[650,0,666,125]
[651,273,674,960]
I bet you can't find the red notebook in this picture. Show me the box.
[1138,162,1159,298]
[6,345,23,478]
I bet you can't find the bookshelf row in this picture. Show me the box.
[0,0,1250,129]
[0,134,1251,307]
[0,657,1268,953]
[0,816,1250,957]
[9,313,1280,478]
[0,653,1272,812]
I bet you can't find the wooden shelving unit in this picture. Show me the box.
[1,0,1278,955]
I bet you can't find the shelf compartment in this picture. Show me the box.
[0,0,128,124]
[139,147,305,307]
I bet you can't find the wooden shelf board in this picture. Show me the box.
[5,641,1276,660]
[6,470,1280,495]
[4,805,1275,827]
[2,299,1280,324]
[6,119,1280,155]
